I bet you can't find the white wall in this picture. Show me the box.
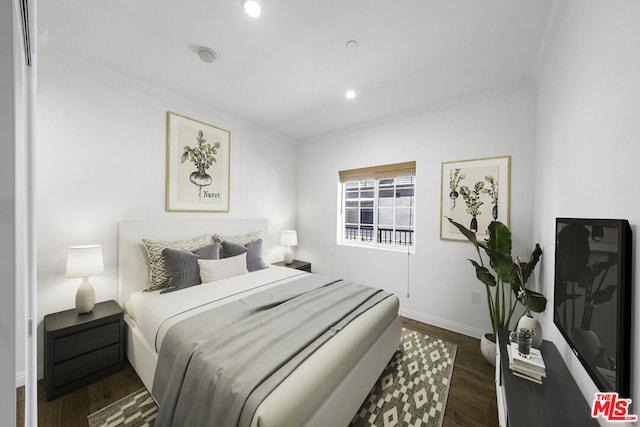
[296,85,538,338]
[1,0,17,421]
[33,49,298,378]
[535,0,640,417]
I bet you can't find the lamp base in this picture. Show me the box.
[284,247,293,264]
[76,277,95,314]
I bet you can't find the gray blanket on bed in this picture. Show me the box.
[151,274,392,427]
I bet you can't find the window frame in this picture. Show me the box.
[338,162,416,252]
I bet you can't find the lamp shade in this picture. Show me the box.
[280,230,298,247]
[65,245,104,278]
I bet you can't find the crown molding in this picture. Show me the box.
[531,0,568,83]
[298,81,534,145]
[40,46,295,143]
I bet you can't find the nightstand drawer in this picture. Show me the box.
[44,300,125,400]
[53,322,120,363]
[53,343,121,388]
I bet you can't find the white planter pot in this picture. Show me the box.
[517,314,543,348]
[480,333,497,367]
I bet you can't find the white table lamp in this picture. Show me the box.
[280,230,298,264]
[65,245,104,314]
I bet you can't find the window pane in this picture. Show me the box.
[396,208,414,226]
[361,209,374,224]
[396,195,414,207]
[361,200,373,207]
[345,191,360,199]
[396,188,414,197]
[345,209,358,223]
[396,176,414,185]
[379,197,393,207]
[346,200,358,208]
[360,191,374,198]
[345,181,359,189]
[378,208,393,225]
[379,189,394,198]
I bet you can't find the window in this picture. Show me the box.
[339,162,416,249]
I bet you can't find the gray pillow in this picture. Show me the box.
[221,239,267,272]
[161,242,220,293]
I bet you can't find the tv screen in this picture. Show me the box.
[554,218,632,397]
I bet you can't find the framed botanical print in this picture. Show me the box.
[440,155,510,241]
[166,111,230,212]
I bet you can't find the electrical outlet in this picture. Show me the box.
[471,291,481,305]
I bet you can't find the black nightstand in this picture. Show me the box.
[44,300,125,400]
[273,259,311,272]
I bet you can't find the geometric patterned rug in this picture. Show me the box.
[350,328,457,427]
[87,328,456,427]
[87,388,157,427]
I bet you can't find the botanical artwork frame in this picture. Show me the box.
[166,111,230,212]
[440,155,510,241]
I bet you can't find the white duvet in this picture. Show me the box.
[124,265,308,352]
[123,265,401,426]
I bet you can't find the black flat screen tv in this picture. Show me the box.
[554,218,632,397]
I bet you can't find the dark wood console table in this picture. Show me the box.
[496,329,598,426]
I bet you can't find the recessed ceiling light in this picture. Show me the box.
[345,90,357,100]
[198,47,217,63]
[242,0,261,17]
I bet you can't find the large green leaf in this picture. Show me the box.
[446,217,478,249]
[469,260,496,288]
[519,243,542,284]
[484,248,517,283]
[450,217,547,321]
[487,221,512,258]
[525,289,547,313]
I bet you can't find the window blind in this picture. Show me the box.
[338,161,416,183]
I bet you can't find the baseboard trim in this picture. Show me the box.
[399,307,486,339]
[15,365,43,388]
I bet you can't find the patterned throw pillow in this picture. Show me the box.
[198,253,249,283]
[142,234,213,291]
[213,231,261,258]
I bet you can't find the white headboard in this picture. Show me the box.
[118,218,269,305]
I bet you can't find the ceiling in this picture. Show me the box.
[39,0,553,141]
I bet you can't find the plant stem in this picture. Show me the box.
[486,286,496,336]
[493,280,502,332]
[506,288,516,330]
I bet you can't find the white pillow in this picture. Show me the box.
[198,253,249,283]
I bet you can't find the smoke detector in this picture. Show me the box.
[198,47,217,63]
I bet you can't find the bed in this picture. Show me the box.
[118,219,401,427]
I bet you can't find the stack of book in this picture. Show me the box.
[507,342,546,384]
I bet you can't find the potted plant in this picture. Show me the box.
[447,217,547,364]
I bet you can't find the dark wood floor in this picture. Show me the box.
[17,317,497,426]
[402,318,498,427]
[16,362,144,427]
